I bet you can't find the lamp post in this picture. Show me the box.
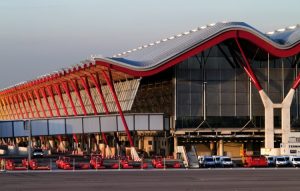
[25,120,31,161]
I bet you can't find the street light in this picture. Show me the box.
[24,120,31,161]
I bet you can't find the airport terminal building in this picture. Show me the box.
[0,22,299,159]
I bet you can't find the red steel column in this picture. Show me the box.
[80,77,97,115]
[5,97,15,119]
[61,82,78,116]
[0,100,6,119]
[34,89,47,117]
[9,96,20,119]
[29,91,41,118]
[101,70,134,147]
[13,95,24,119]
[235,38,262,91]
[89,73,110,145]
[53,84,69,116]
[69,80,87,115]
[23,93,35,118]
[46,86,61,117]
[18,94,29,119]
[40,88,54,117]
[1,98,13,119]
[89,73,109,113]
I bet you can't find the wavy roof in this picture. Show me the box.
[94,21,300,72]
[1,21,300,93]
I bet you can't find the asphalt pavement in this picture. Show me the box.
[0,168,300,191]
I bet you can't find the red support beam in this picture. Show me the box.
[235,38,263,91]
[4,97,15,119]
[61,82,78,116]
[89,73,110,145]
[29,91,41,118]
[292,71,300,90]
[80,77,97,115]
[53,84,69,116]
[46,86,61,117]
[40,88,54,117]
[9,96,20,119]
[13,95,24,119]
[101,70,134,147]
[89,73,109,114]
[0,100,5,119]
[23,92,35,118]
[18,94,29,119]
[1,98,12,119]
[69,80,87,115]
[34,89,47,118]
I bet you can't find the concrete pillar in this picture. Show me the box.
[174,136,178,159]
[138,136,143,150]
[210,141,215,155]
[218,140,224,156]
[259,90,274,149]
[281,89,295,146]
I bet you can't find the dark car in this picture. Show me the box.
[32,148,44,158]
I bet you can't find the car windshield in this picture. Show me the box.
[277,158,285,161]
[222,158,231,162]
[294,158,300,161]
[34,149,42,152]
[205,158,213,162]
[214,157,220,161]
[267,157,273,160]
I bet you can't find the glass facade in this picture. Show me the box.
[175,42,300,129]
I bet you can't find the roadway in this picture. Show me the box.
[0,168,300,191]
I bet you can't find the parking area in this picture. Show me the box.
[1,168,300,191]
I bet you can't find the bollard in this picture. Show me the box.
[164,157,166,170]
[50,159,52,172]
[141,158,143,170]
[73,158,75,172]
[118,157,121,171]
[96,157,98,172]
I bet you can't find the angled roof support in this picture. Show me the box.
[40,88,54,117]
[53,84,69,116]
[61,82,78,116]
[69,79,87,115]
[13,95,24,119]
[80,76,97,115]
[46,86,61,117]
[28,91,41,118]
[33,89,47,118]
[18,94,29,119]
[22,92,35,118]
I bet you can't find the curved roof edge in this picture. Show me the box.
[93,22,300,77]
[1,22,300,93]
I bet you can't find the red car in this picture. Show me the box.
[152,156,165,169]
[90,155,105,169]
[56,157,73,170]
[5,159,27,170]
[22,159,50,170]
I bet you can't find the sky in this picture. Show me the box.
[0,0,299,89]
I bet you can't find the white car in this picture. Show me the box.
[220,157,233,167]
[275,156,288,167]
[198,156,215,168]
[289,156,300,167]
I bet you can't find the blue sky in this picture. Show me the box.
[0,0,299,88]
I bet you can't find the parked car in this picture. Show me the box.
[212,156,221,167]
[289,156,300,167]
[220,157,233,167]
[32,148,44,158]
[265,156,276,167]
[198,156,215,168]
[275,156,288,167]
